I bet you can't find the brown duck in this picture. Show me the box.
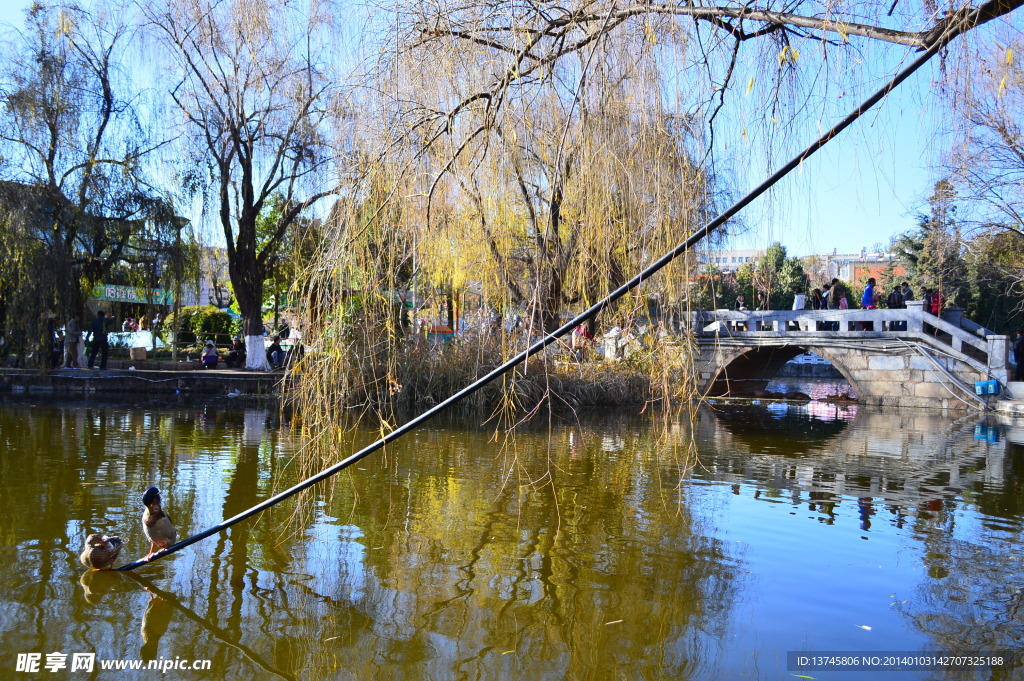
[80,533,123,570]
[141,487,177,561]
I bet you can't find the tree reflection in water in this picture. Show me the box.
[0,399,1021,679]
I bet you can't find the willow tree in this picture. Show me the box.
[291,0,1024,422]
[940,36,1024,311]
[0,2,175,356]
[399,0,1024,326]
[426,71,715,334]
[141,0,340,370]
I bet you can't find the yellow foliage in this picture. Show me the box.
[777,45,799,66]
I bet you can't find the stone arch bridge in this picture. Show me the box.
[606,301,1010,410]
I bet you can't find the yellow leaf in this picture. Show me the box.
[746,77,754,95]
[778,46,800,66]
[999,74,1008,96]
[1007,48,1015,65]
[645,22,658,45]
[771,117,778,124]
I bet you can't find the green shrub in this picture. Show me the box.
[164,306,200,345]
[165,305,238,346]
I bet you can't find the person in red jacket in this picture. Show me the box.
[931,289,946,316]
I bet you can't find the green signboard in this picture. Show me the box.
[90,284,174,306]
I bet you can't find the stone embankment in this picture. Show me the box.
[0,365,282,397]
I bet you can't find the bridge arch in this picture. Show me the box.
[676,305,1006,409]
[704,344,862,398]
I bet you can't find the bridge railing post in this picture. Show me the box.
[987,335,1010,385]
[906,301,925,334]
[943,306,964,328]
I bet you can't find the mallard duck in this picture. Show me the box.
[141,487,177,561]
[80,533,123,570]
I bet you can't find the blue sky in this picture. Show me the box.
[737,75,940,258]
[0,1,940,258]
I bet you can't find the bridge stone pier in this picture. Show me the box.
[606,301,1010,410]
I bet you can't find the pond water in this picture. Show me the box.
[0,394,1021,680]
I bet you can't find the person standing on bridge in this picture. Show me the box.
[901,282,914,302]
[860,277,876,331]
[862,278,877,310]
[820,283,838,330]
[792,287,806,310]
[886,283,903,310]
[930,289,946,316]
[734,294,749,331]
[828,279,842,309]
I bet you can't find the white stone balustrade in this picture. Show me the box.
[674,301,1008,390]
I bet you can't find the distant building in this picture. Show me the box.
[702,245,906,288]
[187,246,233,308]
[701,249,765,273]
[803,247,906,285]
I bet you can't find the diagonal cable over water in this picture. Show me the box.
[119,28,954,572]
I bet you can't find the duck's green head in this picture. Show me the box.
[142,487,161,507]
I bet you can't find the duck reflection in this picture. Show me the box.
[78,569,123,605]
[140,588,174,661]
[123,574,297,681]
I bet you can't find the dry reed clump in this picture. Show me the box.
[287,328,690,416]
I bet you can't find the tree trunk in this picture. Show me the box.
[235,274,270,371]
[273,293,280,335]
